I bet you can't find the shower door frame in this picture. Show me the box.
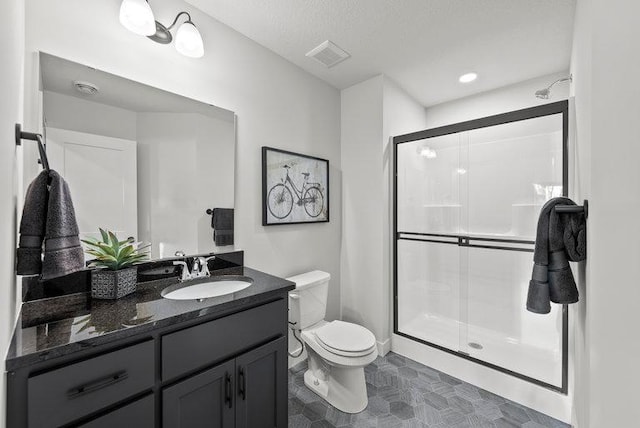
[392,100,569,394]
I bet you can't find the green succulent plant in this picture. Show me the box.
[82,228,150,270]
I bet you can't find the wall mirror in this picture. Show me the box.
[29,52,236,260]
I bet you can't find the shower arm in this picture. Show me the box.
[544,76,572,92]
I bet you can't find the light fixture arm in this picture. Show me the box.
[165,11,193,31]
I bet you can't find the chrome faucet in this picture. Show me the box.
[173,255,216,282]
[191,256,216,278]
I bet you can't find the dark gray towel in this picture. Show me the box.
[214,230,234,246]
[17,170,49,275]
[526,197,587,314]
[17,170,85,279]
[212,208,234,246]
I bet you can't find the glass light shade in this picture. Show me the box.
[119,0,156,36]
[175,22,204,58]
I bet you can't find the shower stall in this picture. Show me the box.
[393,101,568,392]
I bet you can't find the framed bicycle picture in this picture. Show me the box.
[262,146,329,225]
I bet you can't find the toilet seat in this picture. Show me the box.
[314,321,377,357]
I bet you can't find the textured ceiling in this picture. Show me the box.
[186,0,576,107]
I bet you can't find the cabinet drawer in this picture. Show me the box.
[28,341,154,428]
[78,394,154,428]
[162,299,286,381]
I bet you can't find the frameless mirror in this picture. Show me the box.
[33,52,236,260]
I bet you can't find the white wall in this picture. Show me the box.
[341,75,385,349]
[23,0,342,319]
[570,0,640,427]
[381,78,430,347]
[340,75,427,355]
[0,0,24,425]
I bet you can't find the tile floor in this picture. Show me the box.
[288,352,570,428]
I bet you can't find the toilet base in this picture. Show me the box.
[304,359,368,414]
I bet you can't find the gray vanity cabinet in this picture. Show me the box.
[8,295,290,428]
[78,395,155,428]
[163,360,235,428]
[163,337,287,428]
[235,337,287,428]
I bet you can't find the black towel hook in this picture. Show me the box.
[15,123,50,171]
[555,199,589,219]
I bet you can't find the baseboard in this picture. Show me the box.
[377,338,391,357]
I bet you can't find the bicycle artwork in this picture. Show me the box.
[262,147,329,225]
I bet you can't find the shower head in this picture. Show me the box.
[535,75,572,99]
[535,88,551,99]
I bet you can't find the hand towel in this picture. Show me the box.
[526,197,586,314]
[16,170,49,275]
[41,170,85,279]
[212,208,234,246]
[17,170,85,279]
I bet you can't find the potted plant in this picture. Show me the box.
[82,229,149,299]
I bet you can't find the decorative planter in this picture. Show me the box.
[91,267,138,300]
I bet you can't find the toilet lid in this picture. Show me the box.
[315,321,376,354]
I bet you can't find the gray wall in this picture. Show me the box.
[0,1,24,425]
[571,0,640,426]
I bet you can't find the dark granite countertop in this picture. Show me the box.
[6,266,295,371]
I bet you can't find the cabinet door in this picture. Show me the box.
[79,395,154,428]
[235,337,287,428]
[163,360,234,428]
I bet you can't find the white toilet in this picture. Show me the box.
[287,270,378,414]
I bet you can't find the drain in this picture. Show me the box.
[468,342,483,350]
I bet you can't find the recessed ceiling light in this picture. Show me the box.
[419,147,437,159]
[459,72,478,83]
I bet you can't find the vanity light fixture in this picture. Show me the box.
[119,0,156,36]
[458,72,478,83]
[119,0,204,58]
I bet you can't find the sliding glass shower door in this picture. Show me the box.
[394,102,568,391]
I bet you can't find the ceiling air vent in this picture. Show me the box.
[306,40,350,68]
[73,80,100,95]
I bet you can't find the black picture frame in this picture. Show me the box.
[262,147,329,226]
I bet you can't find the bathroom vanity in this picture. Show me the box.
[6,258,294,428]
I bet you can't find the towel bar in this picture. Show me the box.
[15,123,50,171]
[554,199,588,218]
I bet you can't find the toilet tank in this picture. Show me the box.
[287,270,331,330]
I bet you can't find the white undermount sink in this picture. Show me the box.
[161,276,253,300]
